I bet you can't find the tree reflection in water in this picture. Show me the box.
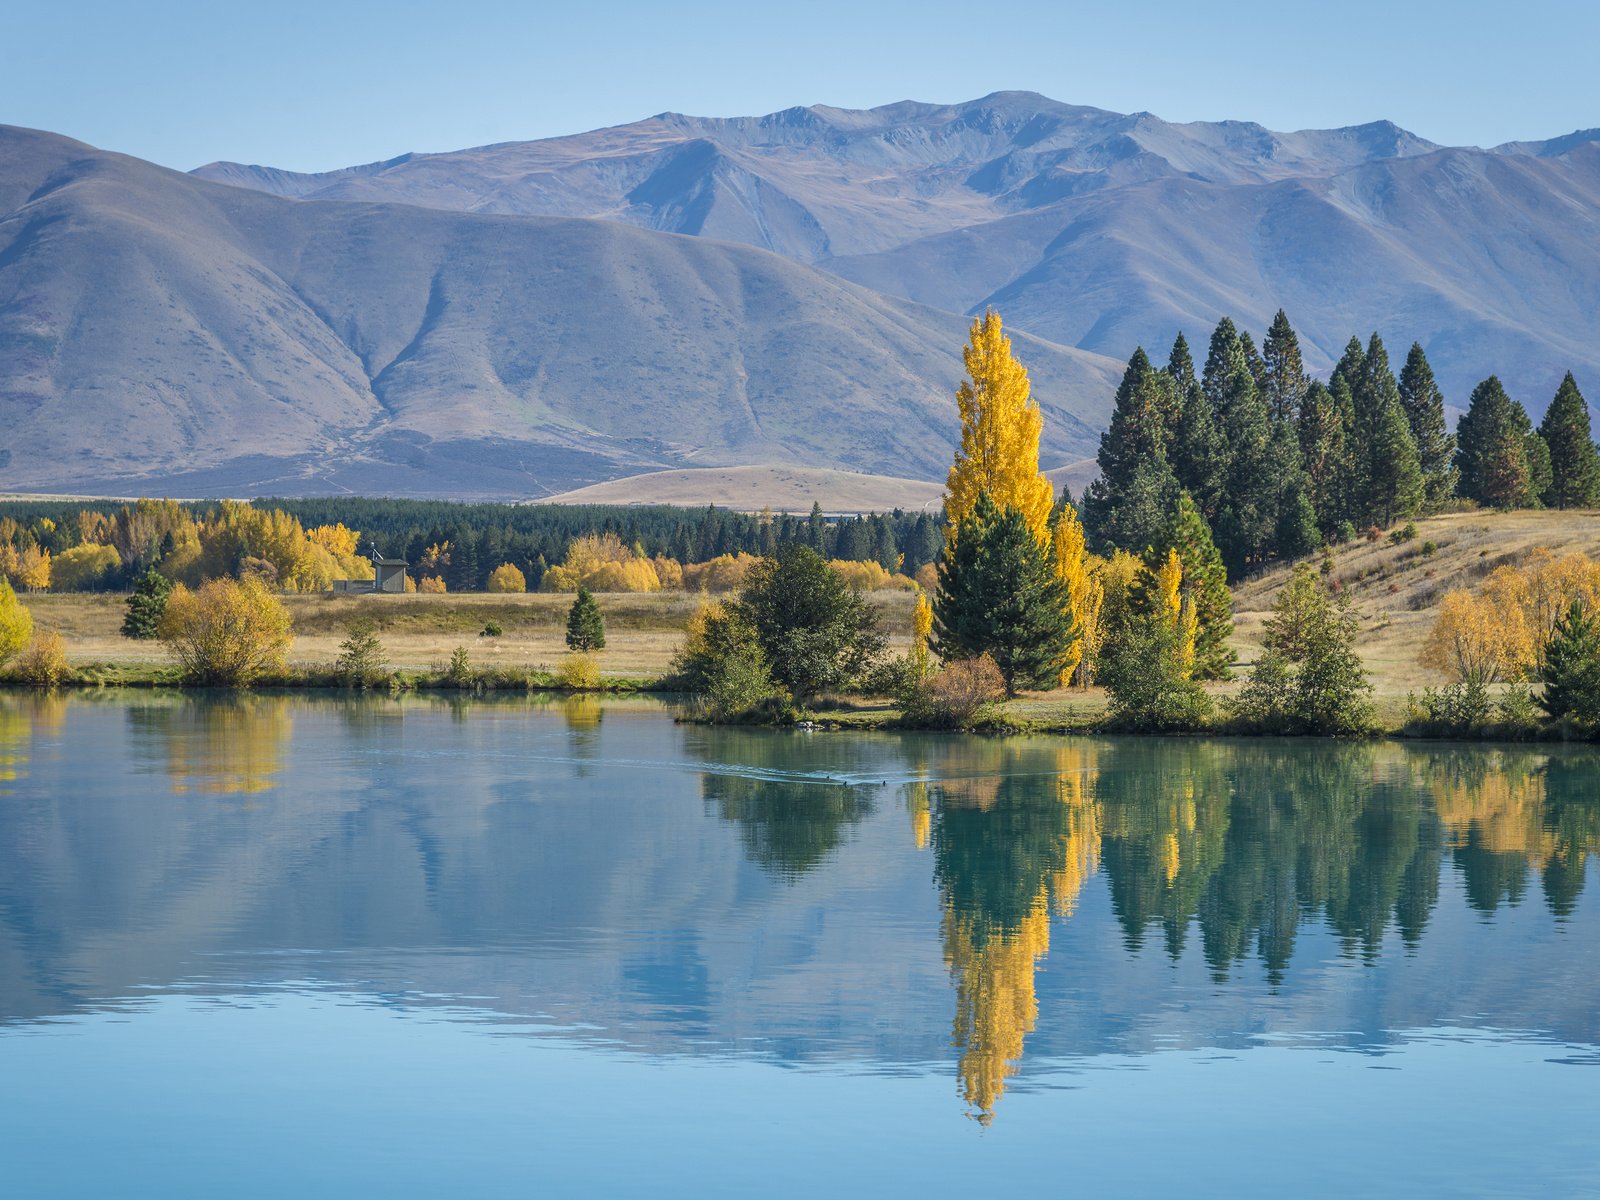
[128,695,294,797]
[715,735,1600,1125]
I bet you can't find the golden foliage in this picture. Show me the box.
[0,580,34,668]
[158,577,293,685]
[49,543,121,591]
[164,697,292,796]
[1051,506,1099,686]
[418,575,448,594]
[681,552,760,593]
[0,543,52,592]
[544,532,670,592]
[912,590,934,669]
[943,310,1054,548]
[827,559,915,591]
[16,629,69,689]
[306,523,361,558]
[913,561,939,592]
[556,652,601,690]
[486,563,527,593]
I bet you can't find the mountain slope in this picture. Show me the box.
[194,93,1600,413]
[0,125,1118,498]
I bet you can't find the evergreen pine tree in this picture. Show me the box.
[1169,333,1227,522]
[1538,373,1600,509]
[1297,380,1348,535]
[566,586,606,651]
[1456,377,1539,508]
[1239,329,1269,396]
[934,492,1077,695]
[121,569,173,640]
[1162,493,1236,680]
[1331,336,1366,395]
[1351,334,1424,526]
[1212,350,1277,576]
[1397,343,1458,509]
[1539,600,1600,721]
[1081,348,1182,553]
[1261,310,1309,426]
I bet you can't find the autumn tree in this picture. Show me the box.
[911,589,934,676]
[1051,503,1099,686]
[487,563,527,593]
[943,310,1054,546]
[565,586,606,652]
[1538,373,1600,509]
[934,493,1076,695]
[1163,494,1235,680]
[0,579,33,668]
[157,577,293,686]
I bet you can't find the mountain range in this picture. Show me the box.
[2,92,1597,501]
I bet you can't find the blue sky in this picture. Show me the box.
[4,0,1596,171]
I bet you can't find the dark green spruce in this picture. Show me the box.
[1538,373,1600,509]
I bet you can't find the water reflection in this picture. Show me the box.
[1,695,1597,1133]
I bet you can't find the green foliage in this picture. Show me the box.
[934,492,1076,694]
[1540,600,1600,721]
[1388,522,1418,545]
[1397,343,1458,509]
[335,617,390,689]
[1261,309,1309,426]
[1538,373,1600,509]
[446,645,475,688]
[671,604,778,720]
[1169,336,1228,523]
[736,544,884,706]
[556,652,601,691]
[121,569,173,640]
[1298,379,1353,536]
[0,579,32,668]
[1410,680,1494,732]
[565,586,606,651]
[1099,612,1212,732]
[1456,376,1541,508]
[1351,334,1424,527]
[1083,348,1183,552]
[479,621,503,638]
[1230,564,1373,735]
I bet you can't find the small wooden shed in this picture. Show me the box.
[333,548,409,594]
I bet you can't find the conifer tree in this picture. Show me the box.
[1538,373,1600,509]
[1081,349,1181,553]
[1239,329,1269,396]
[1397,343,1458,509]
[1211,344,1278,575]
[121,568,174,640]
[1169,332,1227,522]
[1539,599,1600,721]
[1456,377,1539,508]
[1351,334,1424,526]
[934,492,1076,695]
[1331,336,1366,395]
[1261,310,1309,426]
[566,586,606,652]
[944,310,1054,547]
[1297,380,1349,534]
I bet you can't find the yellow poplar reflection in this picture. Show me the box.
[165,697,292,796]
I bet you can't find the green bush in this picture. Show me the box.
[479,620,503,638]
[1100,618,1212,732]
[336,617,390,689]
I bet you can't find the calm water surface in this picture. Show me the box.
[1,693,1596,1197]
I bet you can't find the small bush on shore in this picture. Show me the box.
[902,655,1005,729]
[16,629,69,689]
[158,577,292,686]
[556,653,601,691]
[335,617,390,689]
[0,580,32,668]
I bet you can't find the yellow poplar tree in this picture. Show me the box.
[1051,506,1100,687]
[943,310,1054,547]
[912,590,934,673]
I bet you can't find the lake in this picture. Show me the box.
[0,693,1596,1197]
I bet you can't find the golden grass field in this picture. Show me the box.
[18,509,1599,716]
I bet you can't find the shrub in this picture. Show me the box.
[737,545,884,705]
[827,560,915,591]
[122,569,173,639]
[419,576,448,594]
[1496,683,1542,735]
[1100,616,1212,732]
[859,652,925,701]
[1411,680,1494,731]
[0,579,33,668]
[445,645,475,688]
[480,621,503,638]
[1388,522,1418,546]
[680,553,759,594]
[16,629,69,689]
[903,655,1005,728]
[335,617,389,689]
[486,563,527,593]
[1420,541,1438,558]
[1334,521,1357,544]
[157,577,292,686]
[556,652,601,690]
[670,601,777,720]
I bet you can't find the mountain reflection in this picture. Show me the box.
[1,696,1597,1130]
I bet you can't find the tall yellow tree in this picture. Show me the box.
[1051,506,1100,686]
[943,310,1054,547]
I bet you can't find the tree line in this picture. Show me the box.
[1084,312,1600,579]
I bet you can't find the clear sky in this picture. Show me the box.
[4,0,1596,172]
